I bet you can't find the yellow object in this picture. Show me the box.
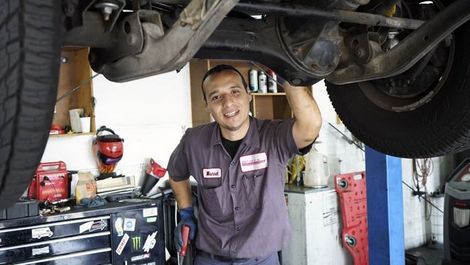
[287,155,305,184]
[75,171,97,204]
[385,5,397,17]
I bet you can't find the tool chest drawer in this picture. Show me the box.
[0,198,166,265]
[0,216,110,247]
[0,231,110,264]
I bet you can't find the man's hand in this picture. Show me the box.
[174,207,197,250]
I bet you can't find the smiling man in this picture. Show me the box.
[168,64,322,265]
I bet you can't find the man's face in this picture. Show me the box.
[203,70,252,137]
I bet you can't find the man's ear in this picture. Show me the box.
[205,102,210,112]
[248,92,253,102]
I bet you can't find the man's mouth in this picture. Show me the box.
[224,110,239,118]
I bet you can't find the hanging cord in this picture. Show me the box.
[402,181,443,214]
[56,72,101,103]
[412,158,436,219]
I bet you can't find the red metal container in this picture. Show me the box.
[28,162,69,203]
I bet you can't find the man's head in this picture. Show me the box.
[201,64,248,102]
[201,64,252,140]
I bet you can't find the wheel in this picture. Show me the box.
[0,1,61,208]
[326,0,470,158]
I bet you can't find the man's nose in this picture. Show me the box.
[221,94,235,105]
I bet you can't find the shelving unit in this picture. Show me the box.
[251,92,292,120]
[52,47,96,136]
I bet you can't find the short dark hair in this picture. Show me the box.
[201,64,248,101]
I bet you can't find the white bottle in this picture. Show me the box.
[303,148,329,188]
[267,69,277,93]
[258,71,267,93]
[249,69,258,92]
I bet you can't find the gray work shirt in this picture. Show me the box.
[168,117,304,258]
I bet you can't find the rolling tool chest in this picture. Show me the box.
[0,198,165,265]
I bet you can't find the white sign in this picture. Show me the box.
[116,233,130,255]
[240,153,268,172]
[31,227,53,239]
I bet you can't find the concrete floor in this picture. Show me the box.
[406,243,444,265]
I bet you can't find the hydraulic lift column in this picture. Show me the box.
[366,147,405,265]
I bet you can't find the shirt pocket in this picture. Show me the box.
[242,169,266,211]
[201,176,222,189]
[199,179,228,219]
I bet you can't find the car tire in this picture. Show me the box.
[326,7,470,158]
[0,0,61,208]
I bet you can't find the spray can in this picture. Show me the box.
[267,69,277,93]
[258,71,267,93]
[249,68,258,92]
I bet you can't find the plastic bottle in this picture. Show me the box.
[258,71,267,93]
[267,69,277,93]
[249,68,258,92]
[303,148,329,188]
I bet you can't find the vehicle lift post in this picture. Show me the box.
[365,147,405,265]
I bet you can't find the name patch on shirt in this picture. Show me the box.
[240,153,268,172]
[203,168,221,178]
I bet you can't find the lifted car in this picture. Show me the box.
[1,0,469,208]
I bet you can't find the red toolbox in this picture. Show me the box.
[28,162,69,203]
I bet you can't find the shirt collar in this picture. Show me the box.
[210,117,260,149]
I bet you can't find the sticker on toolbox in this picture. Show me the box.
[131,253,150,262]
[32,246,50,256]
[80,220,107,233]
[32,227,54,239]
[90,219,107,232]
[115,217,124,236]
[116,233,130,255]
[124,218,136,231]
[79,221,93,233]
[146,217,157,223]
[143,207,158,217]
[143,231,158,253]
[131,236,142,251]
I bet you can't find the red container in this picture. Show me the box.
[28,162,69,203]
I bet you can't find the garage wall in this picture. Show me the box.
[41,65,192,187]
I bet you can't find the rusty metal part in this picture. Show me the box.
[327,0,470,85]
[98,0,239,82]
[235,2,425,30]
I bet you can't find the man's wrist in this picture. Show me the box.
[179,207,194,220]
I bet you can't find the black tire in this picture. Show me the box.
[0,1,61,208]
[326,1,470,158]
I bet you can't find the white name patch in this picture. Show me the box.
[240,153,268,172]
[203,168,221,178]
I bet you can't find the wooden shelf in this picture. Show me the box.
[252,93,292,120]
[52,48,96,134]
[49,132,95,138]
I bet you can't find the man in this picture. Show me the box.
[168,64,321,265]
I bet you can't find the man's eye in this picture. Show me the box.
[211,95,220,102]
[232,90,240,95]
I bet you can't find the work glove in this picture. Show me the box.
[174,207,197,251]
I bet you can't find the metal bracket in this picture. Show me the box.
[327,0,470,85]
[98,0,240,82]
